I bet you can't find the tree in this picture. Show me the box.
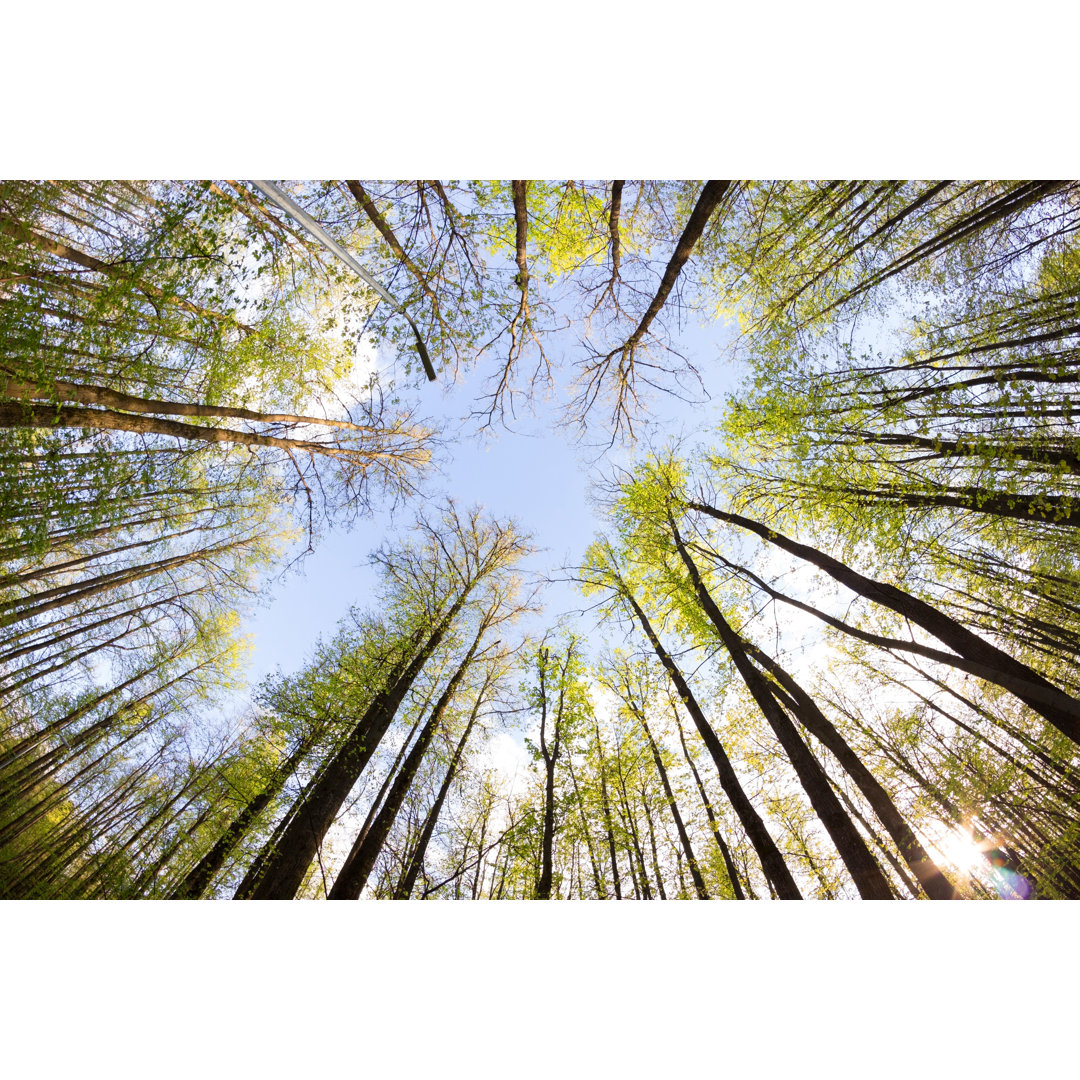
[577,539,803,898]
[328,583,522,900]
[684,500,1080,746]
[521,635,592,899]
[8,178,1080,900]
[599,654,710,898]
[237,506,530,900]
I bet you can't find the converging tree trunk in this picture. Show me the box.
[591,550,801,898]
[329,618,491,900]
[669,510,896,899]
[687,501,1080,745]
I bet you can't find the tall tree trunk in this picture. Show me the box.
[842,483,1080,529]
[641,788,668,900]
[535,645,572,900]
[2,374,376,433]
[565,753,605,898]
[0,402,423,469]
[738,640,955,900]
[614,181,731,357]
[170,735,321,900]
[831,781,917,898]
[669,511,895,899]
[241,589,474,900]
[614,765,651,900]
[629,698,709,899]
[672,707,747,899]
[328,621,488,900]
[393,691,481,902]
[607,561,801,898]
[687,500,1080,745]
[592,714,623,899]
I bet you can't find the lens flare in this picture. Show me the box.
[934,827,985,873]
[928,824,1037,898]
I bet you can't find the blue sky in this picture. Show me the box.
[238,314,747,690]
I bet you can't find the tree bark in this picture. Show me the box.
[843,483,1080,529]
[394,690,483,900]
[673,708,747,899]
[0,402,423,467]
[534,644,571,900]
[629,697,709,898]
[241,589,474,900]
[169,733,321,900]
[614,181,731,356]
[3,375,382,433]
[328,621,488,900]
[669,511,898,899]
[592,714,623,899]
[346,181,445,325]
[606,560,801,898]
[687,500,1080,745]
[741,639,955,900]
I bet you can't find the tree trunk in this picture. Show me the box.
[329,623,487,900]
[592,714,623,899]
[615,181,731,356]
[170,735,320,899]
[687,500,1080,745]
[641,788,668,899]
[672,706,747,899]
[534,644,572,900]
[241,590,474,900]
[610,564,801,898]
[0,402,425,471]
[566,753,605,899]
[631,700,709,899]
[758,647,955,899]
[669,511,894,898]
[614,763,651,900]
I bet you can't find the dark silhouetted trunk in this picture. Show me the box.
[669,512,894,899]
[687,500,1080,746]
[611,565,801,898]
[565,753,604,898]
[642,789,668,899]
[329,621,488,900]
[378,686,478,897]
[630,699,709,899]
[738,638,956,899]
[242,589,474,900]
[535,644,572,900]
[672,707,747,899]
[592,714,622,899]
[615,181,731,356]
[170,734,320,900]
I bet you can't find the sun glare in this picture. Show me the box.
[932,826,987,873]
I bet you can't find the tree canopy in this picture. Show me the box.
[3,178,1079,900]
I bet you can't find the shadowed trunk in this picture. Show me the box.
[669,510,894,899]
[739,637,955,899]
[170,733,322,900]
[672,707,747,899]
[329,622,488,900]
[393,691,484,899]
[606,560,801,898]
[241,586,476,900]
[626,693,709,899]
[687,500,1080,745]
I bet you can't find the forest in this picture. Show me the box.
[2,178,1079,901]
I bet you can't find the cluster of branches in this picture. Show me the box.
[265,180,1080,438]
